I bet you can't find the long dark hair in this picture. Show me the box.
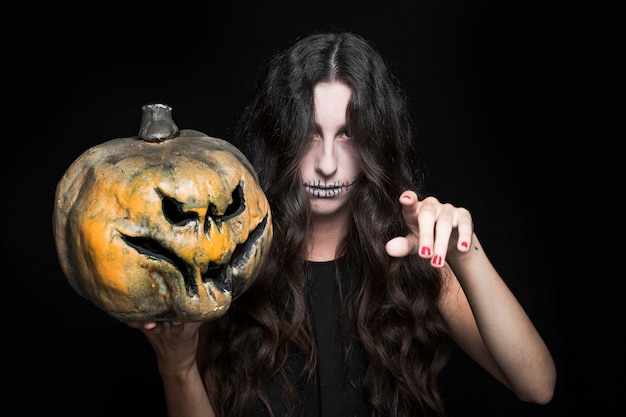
[199,31,451,417]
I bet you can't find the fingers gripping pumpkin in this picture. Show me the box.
[53,104,272,322]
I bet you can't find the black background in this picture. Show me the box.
[6,1,612,416]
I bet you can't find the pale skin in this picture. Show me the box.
[126,81,556,416]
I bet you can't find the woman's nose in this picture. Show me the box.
[315,139,338,176]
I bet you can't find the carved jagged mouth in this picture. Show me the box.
[120,214,269,298]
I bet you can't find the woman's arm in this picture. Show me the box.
[439,237,556,404]
[125,321,216,417]
[386,191,556,404]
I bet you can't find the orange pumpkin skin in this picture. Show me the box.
[53,129,272,322]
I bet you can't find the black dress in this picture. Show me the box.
[251,259,371,417]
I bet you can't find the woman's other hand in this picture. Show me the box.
[385,191,474,267]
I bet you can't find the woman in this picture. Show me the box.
[126,31,556,417]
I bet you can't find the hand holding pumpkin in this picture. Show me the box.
[124,320,204,375]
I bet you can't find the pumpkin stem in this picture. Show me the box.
[138,103,180,142]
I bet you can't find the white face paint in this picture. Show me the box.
[300,81,361,218]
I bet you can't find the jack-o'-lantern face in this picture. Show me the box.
[53,105,272,322]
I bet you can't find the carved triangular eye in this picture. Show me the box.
[206,181,246,227]
[160,192,199,226]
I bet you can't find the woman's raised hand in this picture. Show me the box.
[385,191,474,267]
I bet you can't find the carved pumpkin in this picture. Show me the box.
[53,104,272,322]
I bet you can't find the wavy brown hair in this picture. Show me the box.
[198,31,452,417]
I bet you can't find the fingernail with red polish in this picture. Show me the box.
[460,241,468,249]
[421,246,431,256]
[432,255,442,266]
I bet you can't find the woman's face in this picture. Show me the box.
[300,81,361,218]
